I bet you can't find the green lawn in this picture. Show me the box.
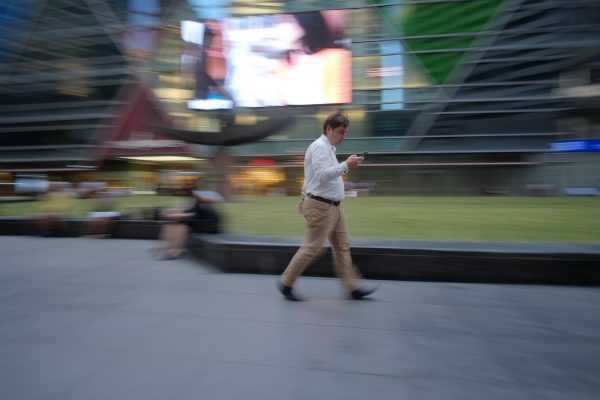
[2,195,599,243]
[222,196,600,243]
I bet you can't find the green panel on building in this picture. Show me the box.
[370,0,505,84]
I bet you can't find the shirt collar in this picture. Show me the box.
[321,134,336,151]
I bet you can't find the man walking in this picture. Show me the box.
[277,111,378,301]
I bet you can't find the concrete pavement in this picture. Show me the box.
[1,236,599,400]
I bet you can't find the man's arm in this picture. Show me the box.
[312,151,362,183]
[311,150,346,182]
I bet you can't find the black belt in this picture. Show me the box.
[308,193,340,206]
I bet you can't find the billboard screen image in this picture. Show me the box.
[181,10,352,109]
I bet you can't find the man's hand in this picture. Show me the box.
[345,154,364,168]
[297,199,304,214]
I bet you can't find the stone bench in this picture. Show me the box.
[0,216,162,239]
[188,233,600,285]
[2,217,599,285]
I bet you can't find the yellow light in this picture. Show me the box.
[234,114,258,125]
[153,88,194,101]
[316,108,366,122]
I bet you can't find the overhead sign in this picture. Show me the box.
[551,139,600,152]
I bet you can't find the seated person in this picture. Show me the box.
[156,190,223,259]
[82,189,121,238]
[36,182,75,237]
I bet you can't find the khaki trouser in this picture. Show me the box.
[281,197,361,292]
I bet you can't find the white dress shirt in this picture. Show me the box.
[302,135,348,201]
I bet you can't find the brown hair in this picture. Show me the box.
[322,111,349,134]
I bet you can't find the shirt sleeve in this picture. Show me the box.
[340,161,349,175]
[312,147,347,182]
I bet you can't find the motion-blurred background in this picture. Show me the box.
[1,0,599,199]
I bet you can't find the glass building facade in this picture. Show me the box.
[1,0,599,195]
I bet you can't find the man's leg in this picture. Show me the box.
[281,199,332,287]
[328,206,361,293]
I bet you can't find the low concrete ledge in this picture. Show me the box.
[188,233,600,285]
[110,220,162,240]
[0,217,162,240]
[2,217,599,285]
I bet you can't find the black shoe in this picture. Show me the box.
[277,281,303,301]
[350,285,379,300]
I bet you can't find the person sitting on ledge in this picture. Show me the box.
[82,187,121,238]
[156,189,223,260]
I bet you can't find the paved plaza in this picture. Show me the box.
[1,236,599,400]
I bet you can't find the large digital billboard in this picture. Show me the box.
[181,10,352,109]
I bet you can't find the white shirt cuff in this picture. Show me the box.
[340,161,349,175]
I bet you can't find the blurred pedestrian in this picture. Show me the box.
[82,187,121,238]
[277,111,378,301]
[156,189,223,260]
[35,181,75,237]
